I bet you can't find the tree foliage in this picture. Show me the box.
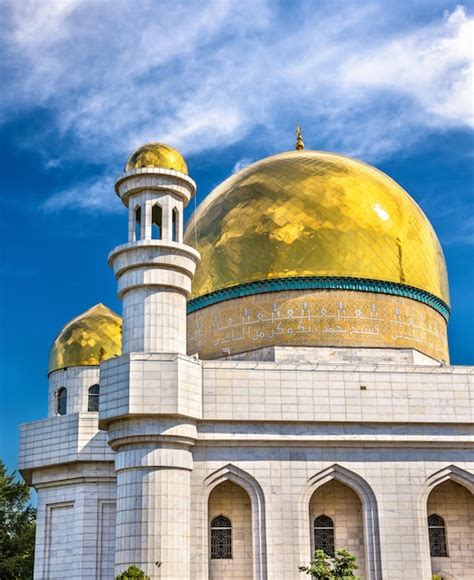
[0,460,36,580]
[299,548,359,579]
[116,565,149,579]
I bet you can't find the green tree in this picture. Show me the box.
[299,548,359,579]
[299,549,333,579]
[333,549,359,579]
[0,460,36,580]
[116,565,149,579]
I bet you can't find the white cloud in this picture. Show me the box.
[233,158,254,173]
[43,176,120,213]
[341,5,474,128]
[0,0,472,211]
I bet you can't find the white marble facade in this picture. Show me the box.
[19,152,474,580]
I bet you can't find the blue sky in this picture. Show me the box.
[0,0,473,472]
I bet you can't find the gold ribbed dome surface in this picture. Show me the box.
[48,304,122,374]
[125,142,188,174]
[185,150,449,305]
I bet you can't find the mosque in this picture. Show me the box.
[19,131,473,579]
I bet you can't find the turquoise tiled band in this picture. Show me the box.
[187,276,450,320]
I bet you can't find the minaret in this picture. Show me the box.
[100,143,202,579]
[111,143,200,355]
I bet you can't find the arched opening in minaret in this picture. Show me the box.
[427,480,474,578]
[309,480,366,578]
[208,480,253,579]
[87,384,99,412]
[134,206,141,241]
[152,204,162,239]
[172,207,179,242]
[56,387,67,416]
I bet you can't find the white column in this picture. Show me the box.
[114,445,193,579]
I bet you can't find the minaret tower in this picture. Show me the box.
[112,143,199,355]
[100,143,201,579]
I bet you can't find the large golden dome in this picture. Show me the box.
[125,142,188,174]
[185,150,449,310]
[48,304,122,374]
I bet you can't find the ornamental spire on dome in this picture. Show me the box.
[295,125,304,150]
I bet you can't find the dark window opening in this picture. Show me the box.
[88,384,100,412]
[211,515,232,559]
[172,207,179,241]
[135,206,141,241]
[428,514,448,557]
[152,204,162,239]
[314,514,335,557]
[57,387,67,416]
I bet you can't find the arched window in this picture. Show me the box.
[428,514,448,557]
[210,515,232,559]
[134,206,141,241]
[88,384,100,412]
[57,387,67,416]
[152,204,162,239]
[314,515,335,557]
[172,207,179,241]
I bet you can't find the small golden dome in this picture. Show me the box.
[48,304,122,374]
[185,150,449,307]
[125,143,188,174]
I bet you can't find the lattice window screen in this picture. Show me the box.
[314,515,335,557]
[428,514,448,557]
[211,515,232,559]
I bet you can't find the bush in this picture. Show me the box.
[116,565,149,579]
[432,575,444,580]
[298,548,359,579]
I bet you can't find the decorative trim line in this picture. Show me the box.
[187,276,450,320]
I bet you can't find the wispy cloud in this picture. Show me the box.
[341,5,474,128]
[0,0,472,211]
[233,158,254,173]
[43,176,120,213]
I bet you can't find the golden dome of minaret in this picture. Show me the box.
[124,142,188,174]
[48,304,122,374]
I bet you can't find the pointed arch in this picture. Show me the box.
[420,465,474,499]
[196,464,267,580]
[418,465,474,578]
[299,464,382,580]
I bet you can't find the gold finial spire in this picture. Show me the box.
[295,125,304,150]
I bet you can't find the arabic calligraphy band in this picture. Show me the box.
[188,289,448,361]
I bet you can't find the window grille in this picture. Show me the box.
[211,515,232,559]
[428,514,448,557]
[57,387,67,416]
[314,515,335,557]
[88,384,100,412]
